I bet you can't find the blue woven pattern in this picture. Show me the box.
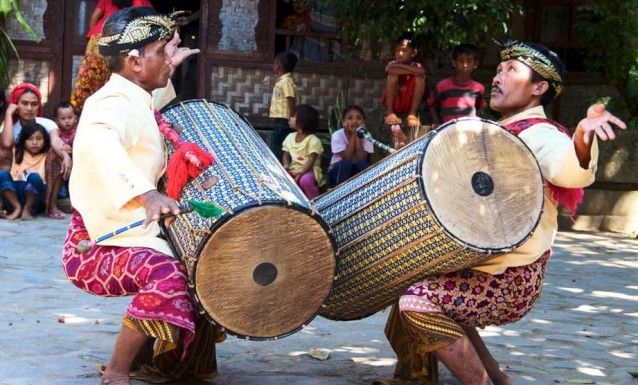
[315,140,426,210]
[331,183,422,246]
[160,101,310,259]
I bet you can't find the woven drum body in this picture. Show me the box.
[160,100,335,339]
[314,118,544,321]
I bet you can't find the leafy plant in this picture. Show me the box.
[0,0,40,88]
[322,0,518,60]
[575,1,638,116]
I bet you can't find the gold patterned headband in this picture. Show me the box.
[98,12,180,56]
[496,39,564,98]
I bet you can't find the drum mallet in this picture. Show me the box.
[76,199,224,253]
[356,127,396,153]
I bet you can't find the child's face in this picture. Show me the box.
[272,58,282,73]
[394,41,416,63]
[453,53,478,76]
[56,107,77,131]
[343,109,364,132]
[288,114,297,130]
[25,130,45,155]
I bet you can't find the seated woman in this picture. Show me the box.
[1,83,71,219]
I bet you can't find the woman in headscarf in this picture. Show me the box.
[1,83,71,219]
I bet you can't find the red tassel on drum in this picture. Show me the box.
[154,110,215,199]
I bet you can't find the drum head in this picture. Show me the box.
[194,205,335,339]
[422,118,544,251]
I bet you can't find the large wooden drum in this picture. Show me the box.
[160,100,336,339]
[314,118,544,320]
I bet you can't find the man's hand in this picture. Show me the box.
[576,103,626,145]
[137,190,180,228]
[166,32,200,72]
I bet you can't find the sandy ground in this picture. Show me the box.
[0,217,636,385]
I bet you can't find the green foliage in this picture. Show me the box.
[575,1,638,114]
[327,89,345,135]
[322,0,519,58]
[0,0,40,88]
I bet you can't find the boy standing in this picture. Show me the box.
[269,51,299,161]
[427,43,485,128]
[382,35,426,129]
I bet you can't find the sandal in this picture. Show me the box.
[47,210,66,219]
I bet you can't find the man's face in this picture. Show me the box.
[137,38,172,91]
[489,59,539,117]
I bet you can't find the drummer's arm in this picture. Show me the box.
[573,103,626,168]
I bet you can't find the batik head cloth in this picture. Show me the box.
[496,38,564,98]
[97,11,179,56]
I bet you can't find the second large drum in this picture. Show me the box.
[315,118,544,321]
[161,100,335,339]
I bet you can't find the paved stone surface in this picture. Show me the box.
[0,217,636,385]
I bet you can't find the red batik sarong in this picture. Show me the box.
[62,211,196,352]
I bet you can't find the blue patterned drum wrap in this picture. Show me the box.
[160,100,335,339]
[315,118,543,320]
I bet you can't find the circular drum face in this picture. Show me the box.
[422,118,543,250]
[195,205,335,339]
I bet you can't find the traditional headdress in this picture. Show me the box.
[495,38,564,98]
[97,9,178,56]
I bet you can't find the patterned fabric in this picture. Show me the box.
[70,36,111,112]
[97,10,177,56]
[130,315,225,383]
[399,250,551,329]
[62,211,196,353]
[505,118,584,215]
[44,148,61,214]
[426,77,485,123]
[384,305,439,385]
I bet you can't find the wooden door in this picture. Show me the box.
[61,0,98,102]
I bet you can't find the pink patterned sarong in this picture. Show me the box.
[62,211,195,350]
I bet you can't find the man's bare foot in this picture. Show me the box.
[100,371,130,385]
[7,207,22,220]
[490,370,512,385]
[406,114,421,127]
[385,113,402,125]
[20,210,34,221]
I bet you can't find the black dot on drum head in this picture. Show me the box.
[253,262,278,286]
[471,171,494,197]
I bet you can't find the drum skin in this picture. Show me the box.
[160,100,335,339]
[314,118,544,321]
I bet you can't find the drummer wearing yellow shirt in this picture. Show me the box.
[375,39,627,385]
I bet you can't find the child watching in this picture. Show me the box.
[282,104,324,199]
[382,35,426,129]
[269,51,300,161]
[327,105,374,186]
[427,43,485,128]
[54,101,78,153]
[0,122,51,220]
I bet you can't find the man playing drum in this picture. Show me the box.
[375,39,626,385]
[61,7,222,385]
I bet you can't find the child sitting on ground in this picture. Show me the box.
[428,43,485,128]
[327,105,374,186]
[282,104,324,199]
[382,34,426,146]
[0,122,51,220]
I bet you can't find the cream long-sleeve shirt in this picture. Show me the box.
[473,105,599,274]
[69,74,173,256]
